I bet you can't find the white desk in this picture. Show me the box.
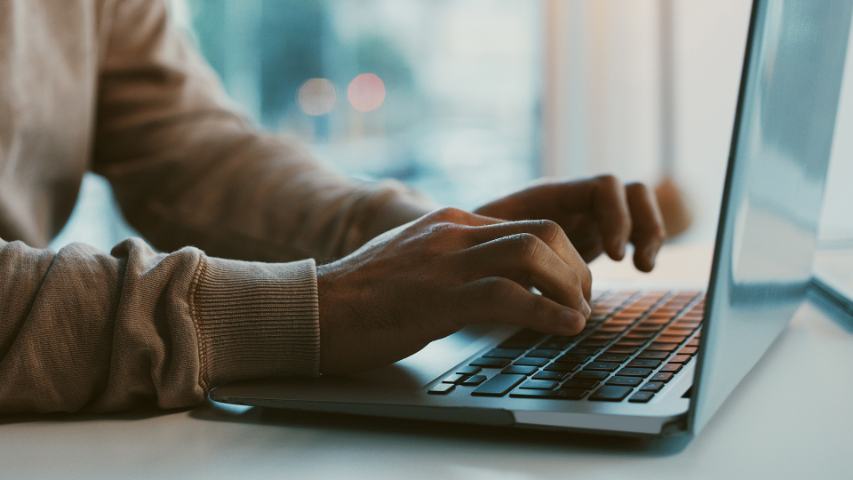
[2,246,852,480]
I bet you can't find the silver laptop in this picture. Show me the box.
[212,0,852,437]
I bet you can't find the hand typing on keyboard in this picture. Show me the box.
[316,175,666,375]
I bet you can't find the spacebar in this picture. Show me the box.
[471,374,526,397]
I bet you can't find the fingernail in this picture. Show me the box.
[611,239,626,259]
[645,246,658,268]
[582,300,592,318]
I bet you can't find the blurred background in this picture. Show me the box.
[52,0,852,257]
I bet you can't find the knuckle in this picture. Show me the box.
[625,181,648,195]
[480,278,516,300]
[429,207,466,222]
[534,219,563,243]
[426,221,458,237]
[580,263,593,286]
[529,295,553,319]
[509,233,542,259]
[651,224,667,242]
[596,174,620,189]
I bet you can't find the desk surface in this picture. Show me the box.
[2,245,851,480]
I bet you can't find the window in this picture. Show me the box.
[182,0,543,208]
[55,0,543,251]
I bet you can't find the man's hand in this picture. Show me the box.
[474,175,666,271]
[317,208,591,374]
[317,175,665,374]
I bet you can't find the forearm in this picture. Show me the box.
[92,0,433,264]
[0,237,318,414]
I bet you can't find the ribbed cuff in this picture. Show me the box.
[190,257,320,388]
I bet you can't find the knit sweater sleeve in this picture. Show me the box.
[91,0,431,264]
[0,237,318,413]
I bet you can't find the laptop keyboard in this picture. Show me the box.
[428,290,704,403]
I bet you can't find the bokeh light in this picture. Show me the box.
[297,78,337,116]
[347,73,386,112]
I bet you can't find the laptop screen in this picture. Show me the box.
[690,0,853,434]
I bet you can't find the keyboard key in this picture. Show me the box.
[627,359,661,368]
[615,340,645,347]
[442,373,468,384]
[456,366,481,375]
[616,367,654,377]
[590,385,633,402]
[662,327,693,336]
[557,353,590,363]
[606,346,639,354]
[484,348,525,359]
[623,332,654,340]
[533,370,566,381]
[647,343,679,352]
[641,381,664,392]
[606,376,643,387]
[509,388,586,400]
[679,347,698,356]
[585,361,620,371]
[503,365,538,375]
[514,357,550,367]
[460,374,487,386]
[557,388,588,400]
[470,357,511,368]
[510,389,562,399]
[575,370,610,380]
[539,336,573,349]
[657,335,686,344]
[428,383,455,394]
[544,362,579,373]
[588,333,617,341]
[527,348,561,358]
[651,372,675,383]
[669,354,691,363]
[629,391,655,403]
[563,377,601,389]
[632,326,661,333]
[661,363,682,373]
[471,374,526,396]
[499,330,545,348]
[571,346,602,355]
[597,353,629,362]
[638,350,669,360]
[520,379,559,390]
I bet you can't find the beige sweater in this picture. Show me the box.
[0,0,426,413]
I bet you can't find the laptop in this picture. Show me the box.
[212,0,852,437]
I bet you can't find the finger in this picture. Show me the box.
[625,182,666,272]
[459,232,592,310]
[458,277,586,336]
[513,176,632,260]
[586,175,633,260]
[563,215,605,262]
[474,177,631,260]
[463,219,585,278]
[419,207,503,228]
[575,235,605,263]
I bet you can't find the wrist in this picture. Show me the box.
[346,181,434,252]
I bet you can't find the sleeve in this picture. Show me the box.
[92,0,431,264]
[0,236,319,414]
